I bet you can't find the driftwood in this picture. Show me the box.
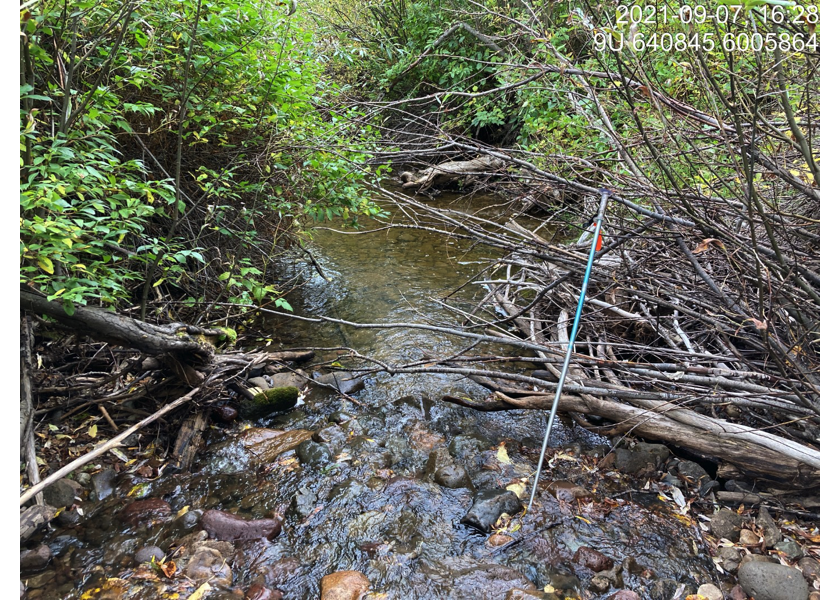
[400,155,505,190]
[21,290,222,363]
[20,505,56,541]
[171,411,210,470]
[20,387,202,506]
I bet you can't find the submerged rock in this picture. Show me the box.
[119,498,172,525]
[320,570,370,600]
[573,546,614,572]
[245,583,283,600]
[315,373,366,395]
[239,427,312,464]
[738,561,809,600]
[200,509,283,541]
[420,556,536,598]
[185,546,233,585]
[461,489,523,533]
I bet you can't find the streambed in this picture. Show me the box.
[22,190,717,600]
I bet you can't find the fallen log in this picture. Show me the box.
[21,290,222,363]
[400,155,505,190]
[445,391,819,487]
[20,505,56,541]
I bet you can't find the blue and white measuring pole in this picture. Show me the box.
[527,189,611,512]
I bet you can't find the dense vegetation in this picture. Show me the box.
[20,0,819,503]
[20,0,384,321]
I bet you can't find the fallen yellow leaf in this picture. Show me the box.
[187,582,212,600]
[496,443,511,464]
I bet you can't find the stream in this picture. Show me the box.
[23,190,717,600]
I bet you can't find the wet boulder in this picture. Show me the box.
[320,570,370,600]
[200,509,283,541]
[461,489,523,533]
[434,464,472,489]
[91,468,117,500]
[738,561,809,600]
[313,425,348,451]
[212,404,238,423]
[296,440,332,466]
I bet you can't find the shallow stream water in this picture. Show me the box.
[24,189,716,600]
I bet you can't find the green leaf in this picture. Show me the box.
[38,256,54,274]
[274,297,293,311]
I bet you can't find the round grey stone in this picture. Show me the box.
[738,560,809,600]
[696,583,724,600]
[43,480,76,508]
[134,546,165,564]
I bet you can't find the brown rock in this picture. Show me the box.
[320,571,370,600]
[608,591,640,600]
[573,546,614,572]
[409,424,445,453]
[119,498,172,525]
[488,533,514,547]
[546,480,589,502]
[245,583,283,600]
[798,557,820,581]
[259,557,303,587]
[739,529,761,546]
[200,509,283,541]
[20,545,52,571]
